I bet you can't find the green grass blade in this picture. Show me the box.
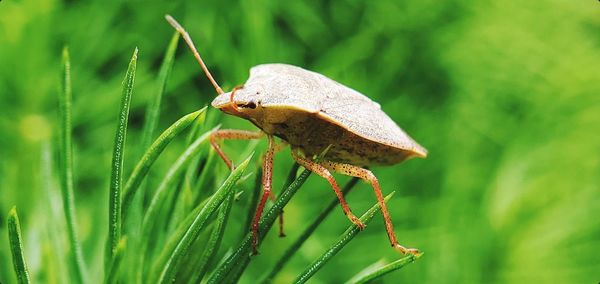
[141,127,217,235]
[58,46,86,283]
[292,192,396,284]
[153,156,252,283]
[206,164,313,284]
[106,47,138,268]
[185,188,235,283]
[137,127,217,279]
[104,237,127,284]
[262,177,360,283]
[7,207,31,284]
[140,32,180,153]
[345,254,418,284]
[121,109,206,219]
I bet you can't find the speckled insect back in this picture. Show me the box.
[211,64,427,166]
[166,15,427,256]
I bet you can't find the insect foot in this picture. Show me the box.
[349,215,366,230]
[393,244,422,257]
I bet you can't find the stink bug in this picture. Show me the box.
[166,15,427,256]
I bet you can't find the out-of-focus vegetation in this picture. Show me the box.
[1,0,599,283]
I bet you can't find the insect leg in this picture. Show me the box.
[251,135,275,254]
[210,129,263,170]
[321,161,420,256]
[291,149,366,229]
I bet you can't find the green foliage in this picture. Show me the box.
[1,0,599,283]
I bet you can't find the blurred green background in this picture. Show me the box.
[1,0,599,283]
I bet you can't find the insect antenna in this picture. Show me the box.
[165,14,224,95]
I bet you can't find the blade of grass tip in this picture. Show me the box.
[181,187,235,283]
[262,177,360,283]
[121,109,206,221]
[137,127,218,280]
[7,207,31,284]
[106,47,138,270]
[58,46,86,283]
[345,254,418,284]
[206,146,333,284]
[139,31,180,154]
[292,192,397,284]
[104,237,127,284]
[153,155,253,284]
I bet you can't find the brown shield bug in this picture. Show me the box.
[166,15,427,256]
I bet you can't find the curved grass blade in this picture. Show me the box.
[140,31,180,153]
[7,207,31,284]
[207,164,313,284]
[121,109,206,219]
[262,177,360,283]
[153,155,252,284]
[58,46,86,283]
[345,254,418,284]
[107,48,138,268]
[104,237,127,284]
[292,192,396,284]
[137,127,217,279]
[185,189,235,283]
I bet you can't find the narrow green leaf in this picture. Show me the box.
[140,31,180,153]
[58,46,86,283]
[262,177,360,283]
[137,127,217,279]
[345,254,418,284]
[207,149,331,284]
[207,164,313,284]
[154,155,253,284]
[104,237,127,284]
[7,207,31,284]
[185,189,235,283]
[292,192,396,284]
[107,47,138,268]
[121,109,206,220]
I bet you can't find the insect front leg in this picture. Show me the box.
[291,149,366,230]
[210,129,263,170]
[251,135,276,255]
[321,161,421,256]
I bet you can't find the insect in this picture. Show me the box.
[166,15,427,256]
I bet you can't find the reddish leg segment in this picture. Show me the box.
[291,150,366,230]
[210,129,263,170]
[322,160,420,255]
[251,135,276,254]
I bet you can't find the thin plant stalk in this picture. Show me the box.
[154,156,252,283]
[207,164,316,284]
[7,207,31,284]
[107,48,138,268]
[292,192,396,284]
[121,109,205,220]
[58,46,86,283]
[262,177,360,283]
[186,190,235,283]
[137,128,217,280]
[104,237,128,284]
[345,254,418,284]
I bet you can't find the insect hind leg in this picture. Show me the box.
[321,160,421,256]
[291,149,365,230]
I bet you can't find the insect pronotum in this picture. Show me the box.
[165,15,427,256]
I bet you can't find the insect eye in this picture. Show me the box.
[238,101,257,109]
